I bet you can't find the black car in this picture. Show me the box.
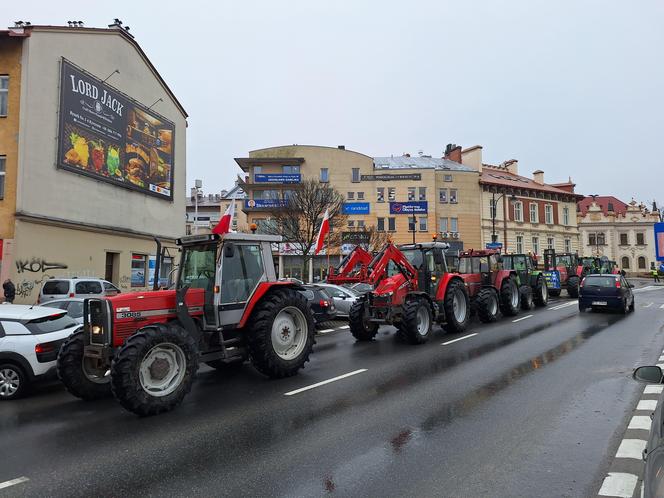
[632,366,664,498]
[578,274,635,313]
[299,285,337,324]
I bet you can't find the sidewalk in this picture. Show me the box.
[628,277,664,289]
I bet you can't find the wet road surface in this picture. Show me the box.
[2,289,664,497]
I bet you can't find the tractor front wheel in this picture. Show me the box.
[567,276,580,298]
[549,289,561,297]
[500,276,521,316]
[111,323,199,416]
[349,297,379,341]
[57,328,112,401]
[533,277,549,306]
[399,299,433,345]
[477,288,500,323]
[247,289,316,378]
[442,279,470,334]
[520,285,534,311]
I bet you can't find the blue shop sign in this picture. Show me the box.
[389,201,428,215]
[342,202,370,215]
[254,173,301,184]
[485,242,503,250]
[245,199,288,209]
[542,270,561,290]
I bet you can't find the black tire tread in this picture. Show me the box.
[397,299,432,345]
[533,277,548,307]
[520,285,534,310]
[349,297,379,341]
[477,288,500,323]
[567,276,580,298]
[500,276,521,316]
[442,279,470,334]
[57,329,112,401]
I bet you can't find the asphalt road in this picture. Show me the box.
[3,288,664,498]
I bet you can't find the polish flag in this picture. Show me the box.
[314,209,330,255]
[212,194,236,235]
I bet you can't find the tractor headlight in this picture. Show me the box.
[91,325,103,336]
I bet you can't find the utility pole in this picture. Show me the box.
[193,179,202,234]
[412,212,416,244]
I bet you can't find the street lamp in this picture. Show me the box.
[490,191,518,244]
[193,179,202,234]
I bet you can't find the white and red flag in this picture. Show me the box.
[314,209,330,255]
[212,194,236,235]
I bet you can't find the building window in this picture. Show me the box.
[530,203,538,223]
[347,220,355,229]
[320,168,329,182]
[638,256,647,269]
[377,187,385,202]
[439,188,448,203]
[637,233,645,245]
[0,155,5,199]
[388,217,396,231]
[516,235,524,253]
[408,187,416,201]
[622,256,630,269]
[253,166,262,181]
[419,216,428,232]
[352,168,360,182]
[131,254,147,288]
[489,198,497,219]
[563,206,569,226]
[357,220,365,229]
[377,217,385,231]
[0,76,7,116]
[347,192,355,200]
[408,217,416,232]
[588,234,596,246]
[357,192,365,200]
[449,189,458,204]
[514,201,523,222]
[597,233,605,245]
[418,187,426,201]
[545,204,553,224]
[282,165,300,174]
[532,236,540,255]
[564,238,571,252]
[439,217,448,233]
[450,217,458,233]
[547,236,554,249]
[388,187,396,201]
[444,174,453,182]
[620,233,628,245]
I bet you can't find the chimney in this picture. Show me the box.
[460,145,483,171]
[337,145,345,150]
[503,159,518,175]
[444,143,462,163]
[533,170,544,184]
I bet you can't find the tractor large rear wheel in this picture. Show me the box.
[398,298,433,345]
[567,276,580,298]
[247,288,315,378]
[500,275,521,316]
[111,323,199,416]
[442,280,470,334]
[520,285,534,311]
[57,328,112,401]
[533,277,549,307]
[477,288,500,323]
[349,297,379,341]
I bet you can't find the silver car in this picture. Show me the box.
[317,283,358,317]
[38,278,120,304]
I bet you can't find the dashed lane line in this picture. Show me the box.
[338,325,350,329]
[627,416,652,431]
[643,303,653,308]
[615,439,647,460]
[548,301,577,311]
[598,472,639,498]
[0,477,29,490]
[284,369,368,396]
[644,385,664,394]
[441,333,478,346]
[318,328,335,334]
[660,304,664,309]
[636,399,658,411]
[512,314,533,323]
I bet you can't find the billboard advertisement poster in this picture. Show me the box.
[389,201,428,214]
[342,202,370,215]
[245,199,288,209]
[254,173,301,184]
[655,223,664,261]
[57,59,175,200]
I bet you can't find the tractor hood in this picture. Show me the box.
[106,288,206,312]
[374,273,409,297]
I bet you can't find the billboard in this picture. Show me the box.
[57,59,175,200]
[342,202,370,215]
[342,231,371,244]
[361,173,421,181]
[254,173,301,184]
[655,222,664,261]
[389,201,428,214]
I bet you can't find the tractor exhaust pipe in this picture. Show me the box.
[153,237,162,291]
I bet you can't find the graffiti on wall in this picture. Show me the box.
[15,274,54,299]
[16,258,68,274]
[119,275,131,290]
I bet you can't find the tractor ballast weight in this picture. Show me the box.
[57,233,316,416]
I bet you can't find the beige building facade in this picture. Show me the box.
[0,24,187,302]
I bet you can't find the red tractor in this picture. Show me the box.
[327,245,373,284]
[348,242,470,344]
[57,233,316,416]
[456,249,521,322]
[543,249,583,297]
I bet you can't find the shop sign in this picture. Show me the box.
[655,222,664,261]
[361,173,421,181]
[342,231,371,244]
[389,201,428,214]
[342,202,370,215]
[254,173,301,184]
[245,199,288,209]
[57,59,175,200]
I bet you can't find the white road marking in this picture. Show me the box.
[284,369,367,396]
[0,477,29,490]
[512,314,533,322]
[318,328,335,334]
[645,385,664,394]
[598,472,638,498]
[643,303,653,308]
[441,333,478,346]
[658,355,664,361]
[615,439,647,460]
[338,325,350,329]
[637,399,658,411]
[627,416,652,431]
[548,301,577,311]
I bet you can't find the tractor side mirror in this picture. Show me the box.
[224,242,235,258]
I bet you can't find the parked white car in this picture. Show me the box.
[0,304,80,399]
[316,283,359,317]
[38,278,120,304]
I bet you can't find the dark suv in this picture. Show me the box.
[299,285,337,324]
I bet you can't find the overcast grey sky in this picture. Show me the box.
[4,0,664,204]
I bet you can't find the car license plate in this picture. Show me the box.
[592,301,607,306]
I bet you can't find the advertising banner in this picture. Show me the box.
[389,201,428,214]
[254,173,301,184]
[542,270,561,290]
[361,173,421,181]
[245,199,288,209]
[655,223,664,261]
[57,59,175,200]
[342,202,370,215]
[341,231,371,244]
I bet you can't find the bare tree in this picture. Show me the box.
[263,179,346,280]
[363,225,390,253]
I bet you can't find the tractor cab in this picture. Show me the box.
[398,242,450,296]
[458,250,501,287]
[579,256,600,275]
[501,254,535,286]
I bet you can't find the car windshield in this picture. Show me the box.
[583,276,617,287]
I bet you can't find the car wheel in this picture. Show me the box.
[621,298,629,315]
[629,297,635,312]
[0,363,29,400]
